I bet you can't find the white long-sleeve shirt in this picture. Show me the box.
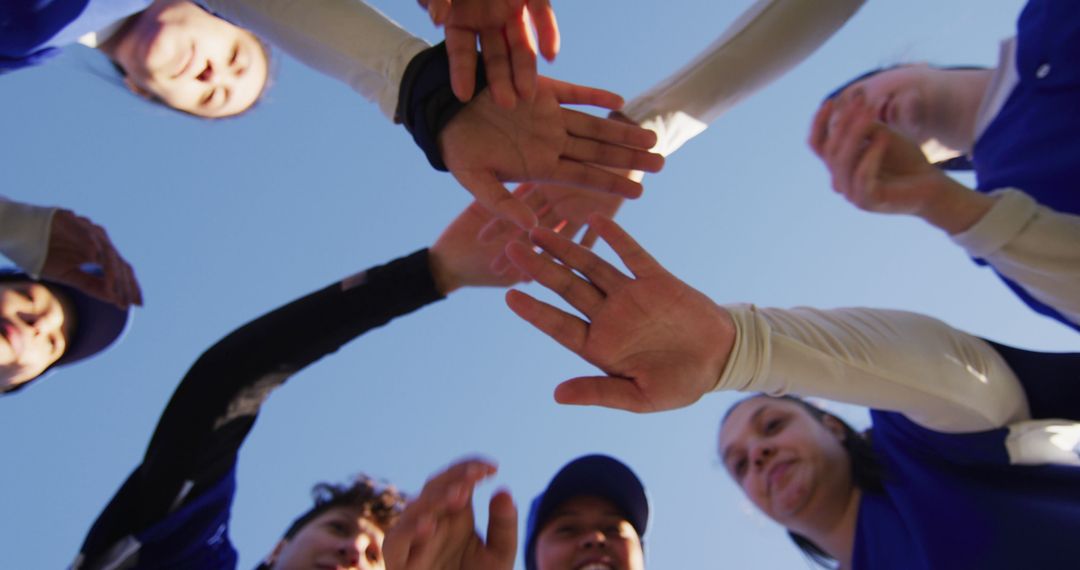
[621,0,866,157]
[0,197,55,277]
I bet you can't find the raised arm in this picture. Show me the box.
[505,215,1030,433]
[623,0,864,157]
[74,195,528,569]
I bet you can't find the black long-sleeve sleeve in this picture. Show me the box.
[76,250,442,567]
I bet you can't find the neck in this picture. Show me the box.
[924,68,994,156]
[795,487,862,569]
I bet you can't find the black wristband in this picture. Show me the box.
[396,42,488,171]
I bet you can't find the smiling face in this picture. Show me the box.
[718,397,855,533]
[0,282,72,391]
[534,496,644,570]
[109,0,268,118]
[268,506,386,570]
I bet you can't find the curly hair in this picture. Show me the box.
[282,475,407,539]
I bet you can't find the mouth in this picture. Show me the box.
[767,459,795,494]
[0,320,24,359]
[577,560,616,570]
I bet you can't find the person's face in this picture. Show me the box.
[834,64,938,146]
[115,0,268,117]
[269,507,386,570]
[535,495,644,570]
[0,282,71,391]
[718,398,853,532]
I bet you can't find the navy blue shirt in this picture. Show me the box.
[972,0,1080,331]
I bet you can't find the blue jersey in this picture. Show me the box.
[853,343,1080,569]
[972,0,1080,331]
[0,0,152,72]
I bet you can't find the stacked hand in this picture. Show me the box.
[504,215,735,413]
[810,89,992,235]
[42,209,142,308]
[440,77,663,231]
[384,458,516,570]
[419,0,559,107]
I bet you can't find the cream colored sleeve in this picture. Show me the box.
[0,196,55,277]
[201,0,430,121]
[715,304,1030,433]
[621,0,864,157]
[951,188,1080,328]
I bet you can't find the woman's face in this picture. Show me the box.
[113,1,268,118]
[0,282,71,391]
[718,397,854,532]
[834,64,937,147]
[534,495,644,570]
[269,506,386,570]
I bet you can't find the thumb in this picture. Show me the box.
[554,376,646,412]
[485,490,518,567]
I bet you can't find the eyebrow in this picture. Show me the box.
[721,405,768,463]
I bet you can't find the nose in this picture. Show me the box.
[343,532,382,570]
[752,442,776,470]
[580,529,608,550]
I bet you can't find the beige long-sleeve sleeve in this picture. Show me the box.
[200,0,429,121]
[0,196,55,277]
[715,304,1031,433]
[621,0,865,157]
[951,188,1080,328]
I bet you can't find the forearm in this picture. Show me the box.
[951,188,1080,328]
[199,0,429,120]
[0,195,54,276]
[621,0,864,157]
[715,304,1030,432]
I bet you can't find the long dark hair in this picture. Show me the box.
[723,395,884,569]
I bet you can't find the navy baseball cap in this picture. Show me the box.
[524,454,649,570]
[0,269,130,394]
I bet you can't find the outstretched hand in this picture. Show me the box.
[42,209,142,308]
[439,77,663,231]
[419,0,559,107]
[480,181,626,274]
[504,215,734,413]
[430,185,546,294]
[809,90,991,234]
[384,458,517,570]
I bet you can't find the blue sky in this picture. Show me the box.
[1,1,1072,568]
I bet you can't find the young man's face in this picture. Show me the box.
[534,496,644,570]
[268,506,385,570]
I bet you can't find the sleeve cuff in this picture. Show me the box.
[0,198,56,277]
[951,188,1038,259]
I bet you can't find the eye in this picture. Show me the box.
[555,524,578,536]
[200,89,215,107]
[327,520,350,536]
[764,416,785,434]
[734,457,747,479]
[230,43,239,66]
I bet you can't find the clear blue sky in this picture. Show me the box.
[1,1,1071,568]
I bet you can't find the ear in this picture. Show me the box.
[819,414,848,442]
[263,539,288,568]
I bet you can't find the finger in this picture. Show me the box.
[92,227,125,307]
[504,7,537,101]
[554,376,649,412]
[126,260,144,306]
[851,126,890,208]
[808,99,833,157]
[446,28,479,102]
[563,109,659,152]
[479,29,516,109]
[546,77,623,110]
[587,215,661,278]
[504,289,588,353]
[54,269,114,305]
[454,171,538,230]
[831,106,878,196]
[505,241,604,315]
[426,0,451,25]
[119,258,143,307]
[550,161,644,199]
[579,227,599,249]
[383,509,437,569]
[527,0,559,61]
[528,226,628,294]
[561,135,664,174]
[485,490,518,564]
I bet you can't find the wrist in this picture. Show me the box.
[916,176,993,236]
[427,247,459,296]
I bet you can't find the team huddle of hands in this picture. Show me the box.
[46,2,1000,565]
